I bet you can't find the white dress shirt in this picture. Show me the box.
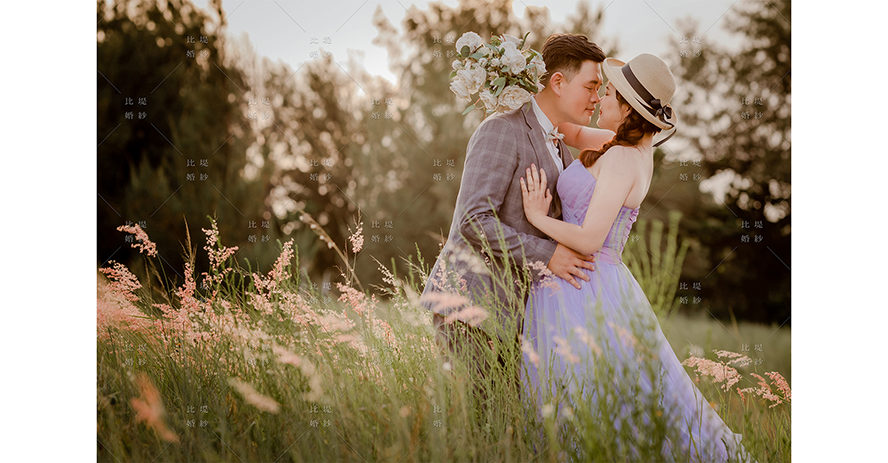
[530,95,564,174]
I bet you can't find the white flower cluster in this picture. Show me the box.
[449,31,547,115]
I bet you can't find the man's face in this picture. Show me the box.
[555,60,602,125]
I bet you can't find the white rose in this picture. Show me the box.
[452,59,463,71]
[478,58,488,67]
[501,34,522,46]
[457,66,486,94]
[501,42,526,73]
[450,78,472,102]
[497,85,531,111]
[479,88,498,112]
[456,31,483,54]
[490,58,500,68]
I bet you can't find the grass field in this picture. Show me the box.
[97,220,790,462]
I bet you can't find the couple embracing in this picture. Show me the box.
[420,33,755,462]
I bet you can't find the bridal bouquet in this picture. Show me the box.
[449,31,546,115]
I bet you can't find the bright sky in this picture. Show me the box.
[190,0,743,85]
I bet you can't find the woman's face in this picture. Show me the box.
[597,82,631,132]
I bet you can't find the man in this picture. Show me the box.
[421,33,608,401]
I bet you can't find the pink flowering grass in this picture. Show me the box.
[117,223,157,257]
[681,352,743,392]
[682,349,791,413]
[97,217,789,463]
[737,372,792,408]
[129,372,178,443]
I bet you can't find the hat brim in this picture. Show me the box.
[601,57,677,132]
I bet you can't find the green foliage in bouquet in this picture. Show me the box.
[449,31,547,115]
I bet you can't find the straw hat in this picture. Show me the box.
[601,53,678,147]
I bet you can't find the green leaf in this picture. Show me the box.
[492,76,506,89]
[468,52,485,60]
[484,43,501,55]
[518,79,536,94]
[449,70,457,79]
[460,45,470,57]
[461,104,476,115]
[519,31,531,49]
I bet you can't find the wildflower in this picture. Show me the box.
[200,220,238,290]
[766,371,791,402]
[116,223,157,257]
[272,343,324,402]
[420,291,470,316]
[97,265,152,340]
[334,333,362,344]
[99,261,142,303]
[527,260,560,292]
[348,222,364,254]
[129,372,179,442]
[521,336,540,366]
[553,335,580,364]
[713,349,753,368]
[607,321,639,351]
[336,282,374,317]
[735,371,790,408]
[444,305,489,327]
[273,343,306,368]
[316,312,356,333]
[370,315,399,348]
[681,355,742,391]
[572,326,602,356]
[428,259,470,296]
[748,372,784,408]
[542,403,555,418]
[269,239,296,284]
[228,378,280,413]
[176,263,201,313]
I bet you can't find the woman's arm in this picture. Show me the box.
[520,151,634,255]
[557,122,615,151]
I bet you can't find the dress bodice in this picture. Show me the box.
[556,159,640,256]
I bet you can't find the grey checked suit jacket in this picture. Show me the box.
[421,100,574,341]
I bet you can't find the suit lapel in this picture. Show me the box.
[521,102,563,219]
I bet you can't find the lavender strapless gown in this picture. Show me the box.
[522,159,755,462]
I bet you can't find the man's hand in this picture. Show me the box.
[547,243,596,289]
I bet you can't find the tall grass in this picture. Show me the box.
[623,210,690,320]
[97,215,789,462]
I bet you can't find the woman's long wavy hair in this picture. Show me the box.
[578,90,662,167]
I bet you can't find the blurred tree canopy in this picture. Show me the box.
[97,0,788,324]
[659,0,791,324]
[97,0,280,295]
[97,0,616,299]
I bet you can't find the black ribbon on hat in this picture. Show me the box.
[621,64,676,146]
[650,98,672,121]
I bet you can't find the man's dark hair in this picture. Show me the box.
[540,34,606,86]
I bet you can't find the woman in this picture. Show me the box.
[519,53,756,462]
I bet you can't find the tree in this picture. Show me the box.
[667,0,790,323]
[97,0,278,294]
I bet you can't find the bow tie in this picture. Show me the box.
[546,127,564,143]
